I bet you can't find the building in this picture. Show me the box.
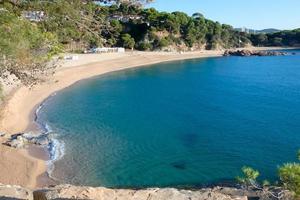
[108,14,143,23]
[85,47,126,54]
[22,11,45,22]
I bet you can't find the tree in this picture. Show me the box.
[0,10,61,85]
[121,33,135,49]
[192,12,204,20]
[278,163,300,197]
[236,166,260,188]
[278,150,300,197]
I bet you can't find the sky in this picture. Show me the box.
[147,0,300,30]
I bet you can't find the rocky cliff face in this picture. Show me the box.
[0,184,248,200]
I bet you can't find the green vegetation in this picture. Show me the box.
[121,33,135,49]
[236,166,260,187]
[0,6,62,85]
[0,0,299,84]
[250,29,300,47]
[278,150,300,197]
[237,150,300,199]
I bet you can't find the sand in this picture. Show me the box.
[0,47,292,189]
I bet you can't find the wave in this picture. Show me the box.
[34,93,65,181]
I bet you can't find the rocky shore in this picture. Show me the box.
[0,184,248,200]
[0,183,294,200]
[3,132,51,149]
[223,49,289,57]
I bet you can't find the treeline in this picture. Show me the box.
[0,0,299,87]
[4,0,251,51]
[250,29,300,47]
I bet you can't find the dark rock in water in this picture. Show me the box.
[171,161,187,170]
[4,132,51,149]
[223,49,288,57]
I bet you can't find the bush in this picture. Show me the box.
[158,37,169,48]
[236,166,260,187]
[121,34,135,49]
[136,42,152,51]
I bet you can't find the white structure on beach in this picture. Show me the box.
[22,11,45,22]
[86,47,125,54]
[64,55,79,60]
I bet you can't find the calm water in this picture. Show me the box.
[38,50,300,188]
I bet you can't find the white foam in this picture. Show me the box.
[34,95,65,181]
[46,137,65,179]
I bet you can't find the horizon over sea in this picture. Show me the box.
[37,49,300,188]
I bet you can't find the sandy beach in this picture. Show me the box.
[0,47,293,189]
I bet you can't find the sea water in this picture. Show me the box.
[37,50,300,188]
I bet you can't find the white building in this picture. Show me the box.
[108,15,143,23]
[86,47,125,54]
[22,11,45,22]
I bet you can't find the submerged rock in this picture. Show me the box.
[223,50,288,57]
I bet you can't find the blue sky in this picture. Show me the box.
[147,0,300,30]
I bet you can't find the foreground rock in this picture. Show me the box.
[0,184,33,200]
[223,49,288,57]
[0,184,295,200]
[0,184,248,200]
[33,185,248,200]
[4,132,51,148]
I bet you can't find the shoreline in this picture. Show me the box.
[0,47,294,189]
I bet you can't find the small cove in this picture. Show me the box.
[37,50,300,188]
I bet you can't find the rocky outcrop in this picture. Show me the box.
[33,185,248,200]
[3,133,51,149]
[0,184,33,200]
[0,184,248,200]
[0,184,295,200]
[223,50,288,57]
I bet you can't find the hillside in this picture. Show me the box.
[0,0,299,93]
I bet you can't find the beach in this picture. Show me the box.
[0,47,293,189]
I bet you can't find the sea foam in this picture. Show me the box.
[34,93,65,180]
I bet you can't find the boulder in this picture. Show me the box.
[4,133,50,149]
[4,134,30,148]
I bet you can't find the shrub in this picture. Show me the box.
[121,34,135,49]
[278,150,300,197]
[236,166,260,187]
[158,37,169,48]
[278,163,300,196]
[136,42,152,51]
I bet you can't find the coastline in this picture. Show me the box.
[0,47,294,189]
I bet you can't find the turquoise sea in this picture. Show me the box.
[37,50,300,188]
